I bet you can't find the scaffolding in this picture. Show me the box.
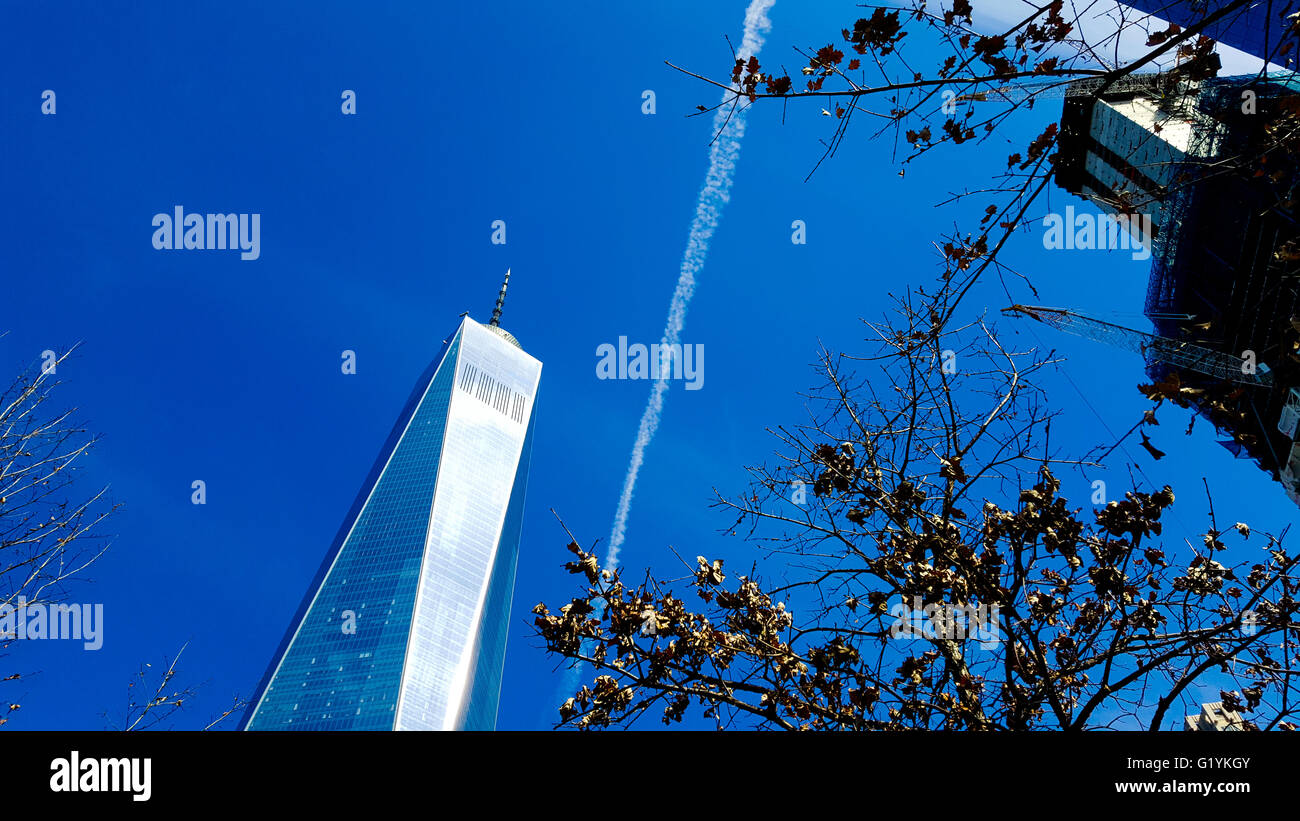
[1146,74,1300,320]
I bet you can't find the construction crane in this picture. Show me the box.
[953,62,1253,105]
[953,72,1181,103]
[1001,304,1272,386]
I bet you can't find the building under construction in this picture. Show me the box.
[1053,70,1300,505]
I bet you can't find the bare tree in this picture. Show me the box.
[0,345,117,724]
[536,283,1300,729]
[533,0,1300,731]
[0,348,248,729]
[102,642,248,731]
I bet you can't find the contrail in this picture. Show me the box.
[552,0,775,718]
[606,0,775,571]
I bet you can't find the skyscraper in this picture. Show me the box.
[243,272,541,730]
[1054,73,1217,243]
[1055,70,1300,508]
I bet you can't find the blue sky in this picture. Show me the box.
[0,1,1290,730]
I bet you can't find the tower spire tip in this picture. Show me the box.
[489,268,510,327]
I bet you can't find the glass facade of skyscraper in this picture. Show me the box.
[243,317,541,730]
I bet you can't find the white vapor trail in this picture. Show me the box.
[551,1,774,718]
[605,0,775,571]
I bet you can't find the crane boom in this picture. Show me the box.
[954,72,1180,103]
[954,68,1268,104]
[1002,304,1271,386]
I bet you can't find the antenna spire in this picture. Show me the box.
[489,268,510,327]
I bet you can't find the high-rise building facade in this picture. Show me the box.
[243,276,541,730]
[1056,72,1300,508]
[1055,74,1218,244]
[1184,700,1245,730]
